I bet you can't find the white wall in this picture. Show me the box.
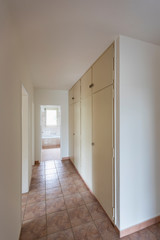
[35,89,69,161]
[0,2,22,239]
[21,78,34,185]
[0,1,34,239]
[22,90,29,193]
[32,102,35,165]
[115,38,120,229]
[118,36,160,230]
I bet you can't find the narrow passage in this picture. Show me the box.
[21,160,159,239]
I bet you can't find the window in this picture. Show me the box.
[46,109,57,126]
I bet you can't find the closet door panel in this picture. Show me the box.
[73,102,81,171]
[73,80,80,103]
[81,68,92,100]
[74,134,80,171]
[81,96,92,190]
[69,104,74,163]
[92,44,114,93]
[69,88,74,105]
[92,85,113,220]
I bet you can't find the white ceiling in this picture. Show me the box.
[12,0,160,90]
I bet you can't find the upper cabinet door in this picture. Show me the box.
[92,44,114,93]
[69,88,74,105]
[81,68,92,100]
[73,80,80,103]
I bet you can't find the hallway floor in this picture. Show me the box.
[21,160,160,240]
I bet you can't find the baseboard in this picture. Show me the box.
[62,157,70,161]
[120,216,160,238]
[42,145,60,149]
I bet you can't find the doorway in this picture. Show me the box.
[22,86,29,193]
[40,105,61,161]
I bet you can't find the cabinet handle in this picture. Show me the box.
[89,83,94,88]
[72,97,75,100]
[91,142,95,146]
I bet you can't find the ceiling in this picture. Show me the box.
[11,0,160,90]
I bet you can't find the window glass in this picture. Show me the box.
[46,109,57,126]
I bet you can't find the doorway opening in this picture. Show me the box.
[40,105,61,161]
[22,85,29,193]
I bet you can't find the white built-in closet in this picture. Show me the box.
[69,43,115,222]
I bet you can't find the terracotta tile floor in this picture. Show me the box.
[20,160,160,240]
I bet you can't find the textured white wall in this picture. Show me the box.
[119,36,160,230]
[35,89,69,160]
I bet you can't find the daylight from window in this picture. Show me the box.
[46,109,57,126]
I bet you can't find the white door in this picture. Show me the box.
[92,85,114,220]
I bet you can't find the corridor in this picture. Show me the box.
[21,160,160,240]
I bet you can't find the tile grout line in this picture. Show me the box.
[54,160,80,238]
[56,162,77,240]
[45,160,60,238]
[69,159,110,239]
[84,200,103,240]
[23,160,160,240]
[56,160,97,239]
[67,161,106,240]
[75,170,106,240]
[50,160,75,238]
[22,160,105,239]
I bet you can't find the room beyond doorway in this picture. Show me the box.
[40,105,61,161]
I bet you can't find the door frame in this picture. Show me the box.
[40,105,62,162]
[22,85,29,193]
